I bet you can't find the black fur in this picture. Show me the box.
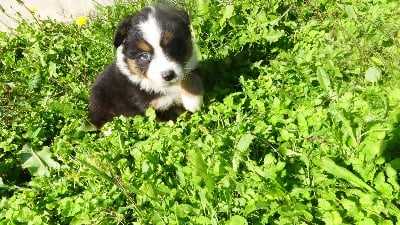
[89,63,158,128]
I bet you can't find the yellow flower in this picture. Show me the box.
[75,16,87,26]
[28,8,37,14]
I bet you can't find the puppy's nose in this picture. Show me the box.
[162,70,176,81]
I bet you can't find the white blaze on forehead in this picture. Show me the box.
[139,9,183,87]
[139,8,160,51]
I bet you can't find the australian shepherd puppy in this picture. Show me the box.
[89,4,203,128]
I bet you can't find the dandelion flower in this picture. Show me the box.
[28,8,37,14]
[75,16,87,26]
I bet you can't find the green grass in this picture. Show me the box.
[1,0,400,224]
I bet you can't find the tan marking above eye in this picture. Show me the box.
[137,41,152,52]
[126,58,146,78]
[163,31,174,45]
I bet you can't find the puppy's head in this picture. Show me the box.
[115,5,197,92]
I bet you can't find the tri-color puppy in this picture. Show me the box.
[89,4,203,128]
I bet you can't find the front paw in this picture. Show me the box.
[182,94,203,112]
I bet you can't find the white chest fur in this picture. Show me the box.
[149,86,182,111]
[149,83,203,113]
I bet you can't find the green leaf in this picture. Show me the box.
[313,157,374,192]
[263,29,284,43]
[391,158,400,170]
[22,127,41,140]
[387,202,400,220]
[145,108,156,121]
[48,61,57,78]
[317,67,334,97]
[220,5,235,26]
[322,211,342,224]
[196,0,209,15]
[370,56,384,66]
[341,199,357,214]
[365,66,381,83]
[236,133,254,152]
[344,5,357,20]
[174,204,193,218]
[329,108,357,147]
[20,145,60,177]
[226,215,248,225]
[47,101,80,116]
[359,217,376,225]
[188,149,215,190]
[374,172,393,197]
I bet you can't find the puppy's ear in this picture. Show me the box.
[114,16,132,48]
[176,9,190,26]
[180,72,204,113]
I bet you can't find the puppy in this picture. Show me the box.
[89,4,203,128]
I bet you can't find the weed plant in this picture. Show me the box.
[1,0,400,224]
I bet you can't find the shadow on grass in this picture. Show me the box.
[382,113,400,181]
[0,160,31,197]
[198,38,293,103]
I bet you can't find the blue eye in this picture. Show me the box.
[139,52,151,61]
